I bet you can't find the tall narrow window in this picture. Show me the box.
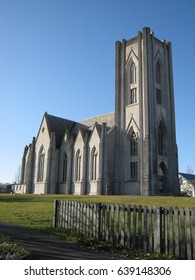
[75,150,81,181]
[130,88,137,104]
[156,62,161,84]
[91,147,97,180]
[130,131,138,156]
[156,88,161,104]
[62,152,67,182]
[158,121,166,156]
[130,62,136,84]
[37,146,45,182]
[130,162,138,179]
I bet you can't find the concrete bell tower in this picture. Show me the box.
[114,27,180,195]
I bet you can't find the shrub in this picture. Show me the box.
[0,235,30,260]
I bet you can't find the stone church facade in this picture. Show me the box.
[14,27,180,195]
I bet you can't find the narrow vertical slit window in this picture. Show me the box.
[91,147,97,180]
[130,62,136,84]
[158,121,166,156]
[156,88,161,104]
[76,150,81,181]
[130,162,138,179]
[130,131,138,156]
[62,152,67,182]
[156,62,161,84]
[37,146,45,182]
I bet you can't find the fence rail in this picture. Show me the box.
[53,200,195,260]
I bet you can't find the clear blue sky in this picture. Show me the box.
[0,0,194,183]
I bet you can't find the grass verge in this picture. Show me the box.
[0,194,193,259]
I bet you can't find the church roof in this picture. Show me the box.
[44,111,115,148]
[46,113,76,148]
[80,112,115,128]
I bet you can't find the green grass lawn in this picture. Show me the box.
[0,194,195,230]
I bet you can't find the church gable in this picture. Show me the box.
[73,127,89,165]
[126,116,140,135]
[36,113,51,153]
[74,128,86,149]
[46,112,75,149]
[89,122,101,145]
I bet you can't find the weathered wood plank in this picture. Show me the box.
[148,206,153,252]
[143,206,148,251]
[153,206,161,253]
[106,204,110,242]
[127,205,131,248]
[102,204,106,240]
[180,208,185,259]
[120,205,125,246]
[116,205,120,245]
[138,205,142,248]
[185,208,191,260]
[174,207,179,257]
[132,205,137,248]
[110,204,115,243]
[192,208,195,260]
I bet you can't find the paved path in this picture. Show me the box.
[0,223,120,260]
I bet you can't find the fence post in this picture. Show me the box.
[120,205,125,246]
[153,206,162,253]
[95,203,101,240]
[186,208,191,260]
[53,199,58,228]
[192,208,195,260]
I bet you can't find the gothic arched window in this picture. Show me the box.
[130,131,138,156]
[62,152,67,182]
[75,149,82,181]
[37,146,45,182]
[91,147,98,180]
[130,62,136,84]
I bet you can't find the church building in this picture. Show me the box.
[14,27,180,195]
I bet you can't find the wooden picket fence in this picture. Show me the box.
[53,200,195,259]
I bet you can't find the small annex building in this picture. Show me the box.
[179,173,195,197]
[13,27,180,196]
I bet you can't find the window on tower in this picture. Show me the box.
[158,121,166,156]
[130,161,138,179]
[156,62,161,84]
[130,88,137,104]
[156,88,161,104]
[130,131,138,156]
[155,61,162,105]
[130,62,136,84]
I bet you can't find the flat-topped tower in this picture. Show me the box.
[114,27,179,195]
